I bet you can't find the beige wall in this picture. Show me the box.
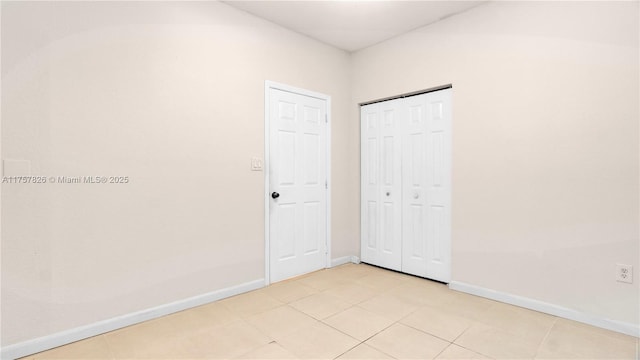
[1,1,355,346]
[2,0,638,349]
[352,1,639,327]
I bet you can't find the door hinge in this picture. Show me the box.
[325,180,328,189]
[325,114,328,123]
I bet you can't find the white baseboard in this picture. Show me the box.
[331,255,360,267]
[449,281,640,338]
[1,279,265,360]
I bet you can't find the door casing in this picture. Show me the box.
[264,80,332,286]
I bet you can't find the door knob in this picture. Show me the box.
[271,192,280,199]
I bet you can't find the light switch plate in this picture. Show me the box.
[3,159,31,176]
[251,157,263,171]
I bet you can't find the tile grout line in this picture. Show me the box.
[450,321,473,344]
[354,319,403,359]
[431,341,454,360]
[99,334,117,360]
[324,307,399,359]
[400,321,463,345]
[397,301,475,346]
[449,343,494,360]
[532,316,559,359]
[445,321,497,359]
[332,341,363,359]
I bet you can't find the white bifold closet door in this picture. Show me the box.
[361,98,403,271]
[361,88,451,283]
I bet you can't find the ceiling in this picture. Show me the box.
[223,1,485,52]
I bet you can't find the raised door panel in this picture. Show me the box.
[361,104,380,264]
[402,94,428,277]
[360,99,402,271]
[424,89,452,283]
[376,99,403,271]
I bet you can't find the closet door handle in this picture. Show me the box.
[271,192,280,199]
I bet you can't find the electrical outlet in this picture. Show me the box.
[616,264,633,284]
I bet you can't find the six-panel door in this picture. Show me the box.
[361,99,403,271]
[270,88,327,283]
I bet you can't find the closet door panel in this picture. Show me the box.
[360,100,402,271]
[377,99,403,271]
[425,89,452,282]
[402,94,428,277]
[361,104,380,265]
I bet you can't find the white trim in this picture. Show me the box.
[449,281,640,338]
[331,256,361,267]
[325,96,332,272]
[264,83,271,286]
[0,5,4,356]
[264,81,332,286]
[0,279,265,360]
[265,81,332,102]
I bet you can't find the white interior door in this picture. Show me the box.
[269,87,328,283]
[360,99,403,271]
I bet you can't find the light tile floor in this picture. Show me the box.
[23,264,640,359]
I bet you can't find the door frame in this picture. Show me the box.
[264,80,332,286]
